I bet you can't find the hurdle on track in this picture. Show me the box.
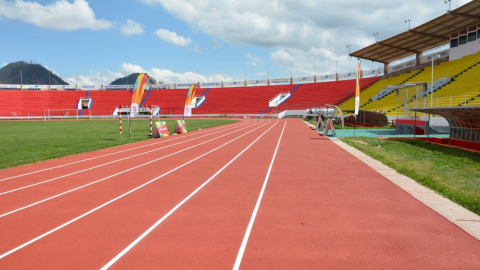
[116,105,160,136]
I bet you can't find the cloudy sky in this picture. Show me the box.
[0,0,472,85]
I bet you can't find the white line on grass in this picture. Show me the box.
[0,121,250,182]
[0,121,273,260]
[100,122,280,270]
[232,121,286,270]
[0,122,270,219]
[0,122,257,195]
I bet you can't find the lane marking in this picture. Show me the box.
[100,122,280,270]
[0,121,250,182]
[0,121,273,260]
[232,121,286,270]
[0,122,257,195]
[0,122,270,219]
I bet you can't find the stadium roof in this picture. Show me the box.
[351,0,480,64]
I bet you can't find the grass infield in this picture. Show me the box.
[0,119,237,170]
[342,137,480,216]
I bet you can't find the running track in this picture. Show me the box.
[0,119,479,269]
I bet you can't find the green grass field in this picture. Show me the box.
[0,119,237,170]
[342,137,480,216]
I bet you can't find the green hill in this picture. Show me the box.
[0,61,69,85]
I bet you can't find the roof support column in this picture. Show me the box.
[416,52,423,66]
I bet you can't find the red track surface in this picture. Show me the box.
[0,119,479,269]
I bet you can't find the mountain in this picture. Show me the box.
[110,73,141,85]
[0,61,69,85]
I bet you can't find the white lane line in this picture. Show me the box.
[100,122,279,270]
[0,122,273,260]
[0,122,270,219]
[0,122,257,195]
[0,121,273,260]
[232,121,286,270]
[0,121,249,182]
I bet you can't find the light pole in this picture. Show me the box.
[445,0,451,11]
[346,45,351,56]
[431,54,441,107]
[20,70,23,90]
[374,32,379,43]
[405,19,410,31]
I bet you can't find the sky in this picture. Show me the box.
[0,0,472,85]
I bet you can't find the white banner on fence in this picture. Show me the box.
[338,72,357,79]
[23,85,50,89]
[317,74,336,81]
[293,76,315,83]
[225,81,244,86]
[0,84,21,89]
[361,69,382,77]
[247,79,269,86]
[105,85,126,89]
[51,85,76,90]
[271,78,289,84]
[177,83,196,89]
[80,85,96,90]
[420,49,449,64]
[387,60,416,73]
[200,82,222,88]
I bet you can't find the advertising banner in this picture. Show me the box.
[271,78,289,84]
[247,80,269,86]
[130,73,149,117]
[184,84,197,117]
[293,76,315,83]
[317,74,336,81]
[153,121,169,138]
[338,72,357,79]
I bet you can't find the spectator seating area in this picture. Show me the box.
[3,51,478,118]
[1,79,377,117]
[340,52,480,117]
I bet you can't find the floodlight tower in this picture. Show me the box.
[374,32,379,43]
[405,19,410,31]
[445,0,451,12]
[346,45,351,56]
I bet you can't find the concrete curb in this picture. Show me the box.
[303,120,480,241]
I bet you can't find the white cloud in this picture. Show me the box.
[189,44,204,53]
[120,63,145,75]
[2,63,7,67]
[44,66,61,77]
[246,53,262,66]
[140,0,471,74]
[0,0,113,31]
[65,70,123,86]
[155,29,192,46]
[67,63,236,86]
[246,53,262,62]
[121,20,144,36]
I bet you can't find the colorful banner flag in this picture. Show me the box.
[153,121,169,138]
[174,120,188,134]
[184,84,197,117]
[130,73,149,117]
[354,63,360,116]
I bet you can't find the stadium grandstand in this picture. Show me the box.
[0,1,479,124]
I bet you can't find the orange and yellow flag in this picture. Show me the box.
[355,64,360,116]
